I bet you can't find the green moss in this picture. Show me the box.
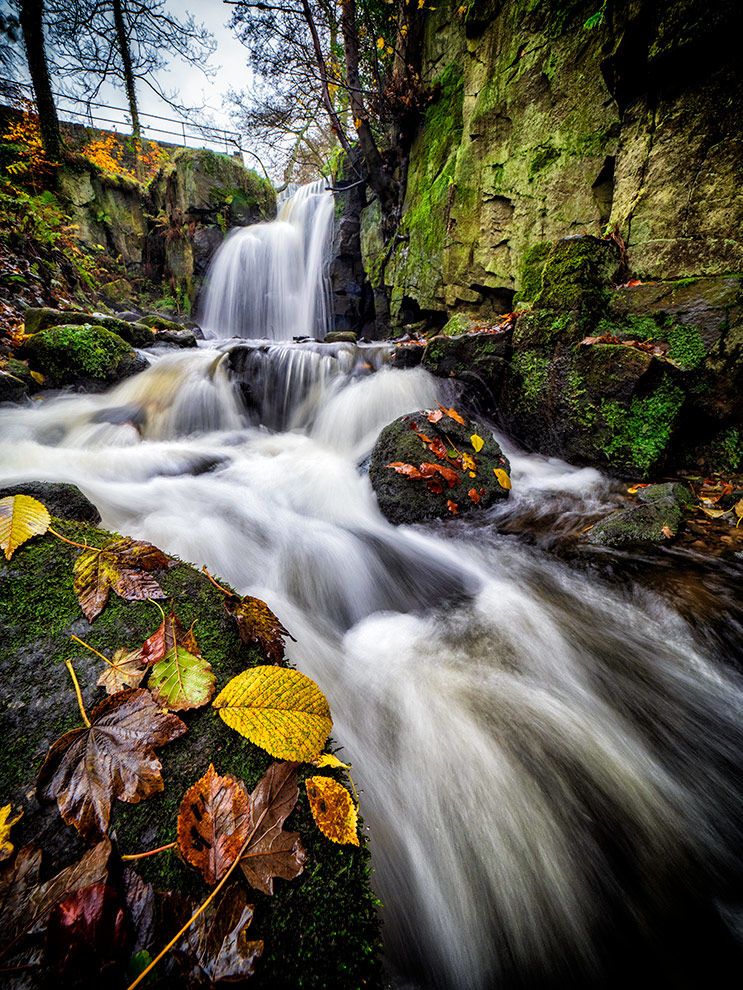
[515,241,552,304]
[513,309,576,349]
[708,425,743,473]
[23,324,133,383]
[0,519,382,987]
[511,349,551,411]
[596,314,707,371]
[600,381,685,474]
[529,143,561,179]
[535,236,618,312]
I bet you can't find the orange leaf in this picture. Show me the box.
[419,463,460,487]
[386,461,424,480]
[177,765,250,885]
[438,404,465,425]
[447,500,459,514]
[426,409,444,424]
[223,594,295,665]
[468,488,481,504]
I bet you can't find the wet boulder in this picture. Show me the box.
[0,481,101,522]
[587,483,695,548]
[0,515,382,988]
[23,308,156,348]
[370,408,511,525]
[20,324,148,392]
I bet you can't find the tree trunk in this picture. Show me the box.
[111,0,141,142]
[19,0,62,160]
[339,0,397,218]
[300,0,351,155]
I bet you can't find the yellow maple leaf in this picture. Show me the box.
[213,666,332,762]
[462,452,476,472]
[305,777,359,845]
[0,803,23,861]
[0,494,50,560]
[493,468,512,490]
[471,434,484,453]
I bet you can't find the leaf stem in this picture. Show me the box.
[126,785,276,990]
[70,634,114,667]
[121,841,176,861]
[63,656,91,727]
[48,527,99,553]
[201,565,231,596]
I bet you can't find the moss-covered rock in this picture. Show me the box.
[0,367,28,403]
[588,484,695,548]
[0,481,101,522]
[23,309,156,349]
[21,324,148,391]
[534,235,622,313]
[0,514,382,989]
[138,315,184,332]
[369,410,510,524]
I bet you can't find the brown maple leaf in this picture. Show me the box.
[223,594,296,665]
[36,690,187,842]
[138,608,198,665]
[181,883,263,983]
[177,765,250,885]
[239,761,307,895]
[73,536,172,622]
[96,648,148,695]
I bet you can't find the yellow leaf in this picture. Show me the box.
[0,803,23,861]
[0,495,50,560]
[377,36,385,50]
[462,452,476,472]
[734,498,743,522]
[315,752,351,770]
[471,434,484,453]
[29,370,44,385]
[353,117,363,130]
[700,507,727,519]
[493,468,511,490]
[213,667,332,762]
[305,777,359,845]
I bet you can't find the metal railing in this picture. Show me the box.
[0,77,244,158]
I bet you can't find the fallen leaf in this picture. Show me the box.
[122,868,155,955]
[36,690,187,842]
[137,608,198,665]
[213,666,332,762]
[97,648,148,695]
[700,507,728,519]
[471,434,484,453]
[419,462,460,487]
[426,409,444,424]
[468,488,481,504]
[427,478,445,494]
[314,753,351,770]
[182,883,263,982]
[148,622,216,712]
[734,498,743,526]
[0,803,22,862]
[447,500,459,515]
[177,765,250,885]
[386,461,424,480]
[73,536,170,622]
[0,494,50,560]
[438,404,465,425]
[305,776,359,846]
[239,761,306,895]
[461,453,476,472]
[223,594,295,665]
[661,524,674,538]
[45,882,128,978]
[493,468,512,490]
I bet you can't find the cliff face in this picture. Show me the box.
[377,0,743,326]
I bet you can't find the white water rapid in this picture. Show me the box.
[199,180,335,340]
[2,345,743,989]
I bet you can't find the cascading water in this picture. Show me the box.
[2,345,743,989]
[198,179,335,340]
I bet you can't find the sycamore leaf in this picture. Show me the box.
[493,468,512,490]
[137,608,198,665]
[305,776,359,846]
[213,666,332,762]
[148,639,216,712]
[471,434,484,452]
[36,689,187,842]
[0,840,111,954]
[223,594,295,665]
[97,648,147,695]
[177,765,250,885]
[239,761,306,895]
[182,883,263,982]
[0,803,22,862]
[0,494,50,560]
[73,536,170,622]
[46,882,129,978]
[314,752,351,770]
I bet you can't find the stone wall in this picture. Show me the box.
[377,0,743,327]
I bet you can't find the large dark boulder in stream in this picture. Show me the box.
[370,409,511,525]
[0,482,100,523]
[24,308,157,349]
[20,325,148,392]
[587,482,696,548]
[0,509,382,988]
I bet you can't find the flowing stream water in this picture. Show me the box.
[2,184,743,988]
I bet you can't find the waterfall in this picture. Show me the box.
[198,179,335,341]
[1,348,743,988]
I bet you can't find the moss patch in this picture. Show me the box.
[600,381,685,474]
[22,324,138,387]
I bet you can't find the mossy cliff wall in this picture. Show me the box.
[376,0,743,326]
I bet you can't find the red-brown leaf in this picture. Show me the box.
[386,461,424,480]
[177,765,250,885]
[468,488,481,504]
[45,882,128,977]
[182,883,263,982]
[419,462,460,487]
[447,500,459,514]
[223,594,295,665]
[36,690,187,842]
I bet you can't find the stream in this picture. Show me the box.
[1,183,743,989]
